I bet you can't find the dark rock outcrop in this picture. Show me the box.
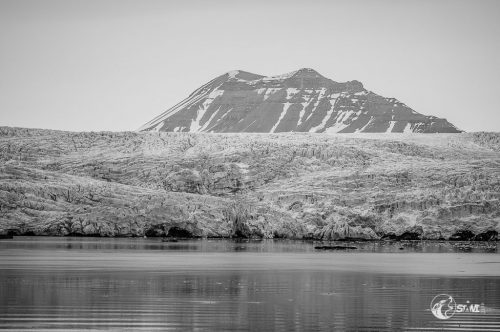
[449,230,476,241]
[474,230,498,241]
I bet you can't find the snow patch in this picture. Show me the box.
[189,108,204,132]
[286,88,300,100]
[262,70,298,81]
[242,119,257,132]
[355,117,373,133]
[297,104,307,126]
[306,88,327,121]
[197,90,223,114]
[329,93,341,102]
[138,85,219,131]
[264,88,281,101]
[309,106,334,133]
[200,106,222,132]
[227,70,240,79]
[309,93,340,132]
[403,122,413,133]
[354,91,368,96]
[271,103,292,133]
[217,108,232,122]
[189,89,224,132]
[324,110,357,133]
[152,122,163,132]
[386,121,396,133]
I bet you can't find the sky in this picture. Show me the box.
[1,0,499,132]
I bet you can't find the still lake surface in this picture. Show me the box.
[0,237,499,331]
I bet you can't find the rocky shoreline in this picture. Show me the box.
[1,127,499,241]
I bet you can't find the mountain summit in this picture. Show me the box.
[139,68,461,133]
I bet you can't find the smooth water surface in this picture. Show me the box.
[0,237,499,331]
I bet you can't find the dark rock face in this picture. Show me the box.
[450,230,476,241]
[0,127,498,240]
[447,230,498,241]
[166,227,194,238]
[139,68,461,134]
[398,232,422,241]
[475,230,498,241]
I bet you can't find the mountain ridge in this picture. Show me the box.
[139,68,461,134]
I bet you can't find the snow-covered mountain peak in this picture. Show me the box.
[139,69,462,134]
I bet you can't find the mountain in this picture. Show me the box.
[139,68,461,133]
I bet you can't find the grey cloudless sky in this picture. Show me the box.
[1,0,499,132]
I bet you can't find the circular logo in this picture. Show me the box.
[430,294,456,320]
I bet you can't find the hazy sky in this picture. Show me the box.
[1,0,499,132]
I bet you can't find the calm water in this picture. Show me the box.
[0,237,499,331]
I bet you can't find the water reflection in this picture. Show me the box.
[0,236,497,253]
[0,238,499,331]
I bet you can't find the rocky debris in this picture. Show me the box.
[139,68,461,134]
[0,127,499,240]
